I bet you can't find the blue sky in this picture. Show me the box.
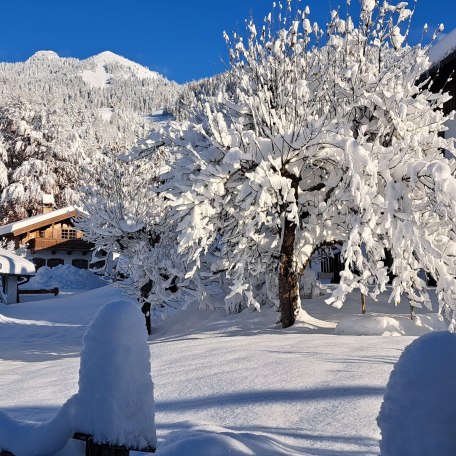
[0,0,454,83]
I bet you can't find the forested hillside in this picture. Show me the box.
[0,50,182,222]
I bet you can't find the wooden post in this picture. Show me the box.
[86,439,128,456]
[73,433,155,456]
[4,275,18,304]
[74,434,128,456]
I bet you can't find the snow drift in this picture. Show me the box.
[378,331,456,455]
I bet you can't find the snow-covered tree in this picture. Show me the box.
[77,144,184,334]
[162,0,456,328]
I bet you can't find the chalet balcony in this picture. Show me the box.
[28,237,94,253]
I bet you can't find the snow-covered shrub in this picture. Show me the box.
[377,331,456,455]
[73,299,156,449]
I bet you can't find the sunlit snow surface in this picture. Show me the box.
[0,285,447,455]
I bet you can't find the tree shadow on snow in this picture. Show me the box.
[0,320,84,362]
[155,385,384,413]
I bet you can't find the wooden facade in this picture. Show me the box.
[0,207,94,270]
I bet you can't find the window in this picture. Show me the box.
[47,258,64,268]
[61,228,77,240]
[32,258,46,270]
[72,259,89,269]
[320,252,341,273]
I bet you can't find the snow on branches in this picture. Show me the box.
[162,0,456,328]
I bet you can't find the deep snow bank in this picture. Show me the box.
[334,313,447,336]
[377,331,456,455]
[21,264,105,291]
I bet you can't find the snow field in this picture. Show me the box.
[0,285,443,455]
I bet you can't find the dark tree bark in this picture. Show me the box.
[279,215,301,328]
[361,293,366,314]
[279,173,301,328]
[140,280,153,335]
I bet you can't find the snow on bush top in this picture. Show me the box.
[377,331,456,455]
[73,299,156,449]
[21,264,106,291]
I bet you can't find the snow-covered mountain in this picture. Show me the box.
[83,50,162,86]
[0,50,179,114]
[0,50,181,223]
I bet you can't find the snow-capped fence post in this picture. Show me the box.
[73,432,129,455]
[73,299,157,455]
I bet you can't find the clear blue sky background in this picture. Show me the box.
[0,0,454,83]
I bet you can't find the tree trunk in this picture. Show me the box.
[279,215,300,328]
[140,280,153,335]
[361,293,366,314]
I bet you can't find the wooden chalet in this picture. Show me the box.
[0,206,94,270]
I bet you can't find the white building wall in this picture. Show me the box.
[26,249,90,268]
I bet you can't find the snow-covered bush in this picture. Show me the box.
[73,299,156,449]
[300,267,321,299]
[160,0,456,328]
[377,331,456,455]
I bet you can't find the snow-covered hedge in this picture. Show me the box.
[378,331,456,455]
[74,299,156,448]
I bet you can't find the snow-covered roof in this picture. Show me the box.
[0,248,35,275]
[0,206,80,237]
[429,28,456,66]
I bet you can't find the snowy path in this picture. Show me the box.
[0,287,419,454]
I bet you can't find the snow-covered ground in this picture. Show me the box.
[0,282,447,455]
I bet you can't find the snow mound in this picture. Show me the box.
[74,299,156,449]
[0,397,75,456]
[21,264,105,291]
[377,331,456,455]
[159,423,296,455]
[334,313,447,336]
[293,308,337,330]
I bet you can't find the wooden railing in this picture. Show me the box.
[28,238,93,253]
